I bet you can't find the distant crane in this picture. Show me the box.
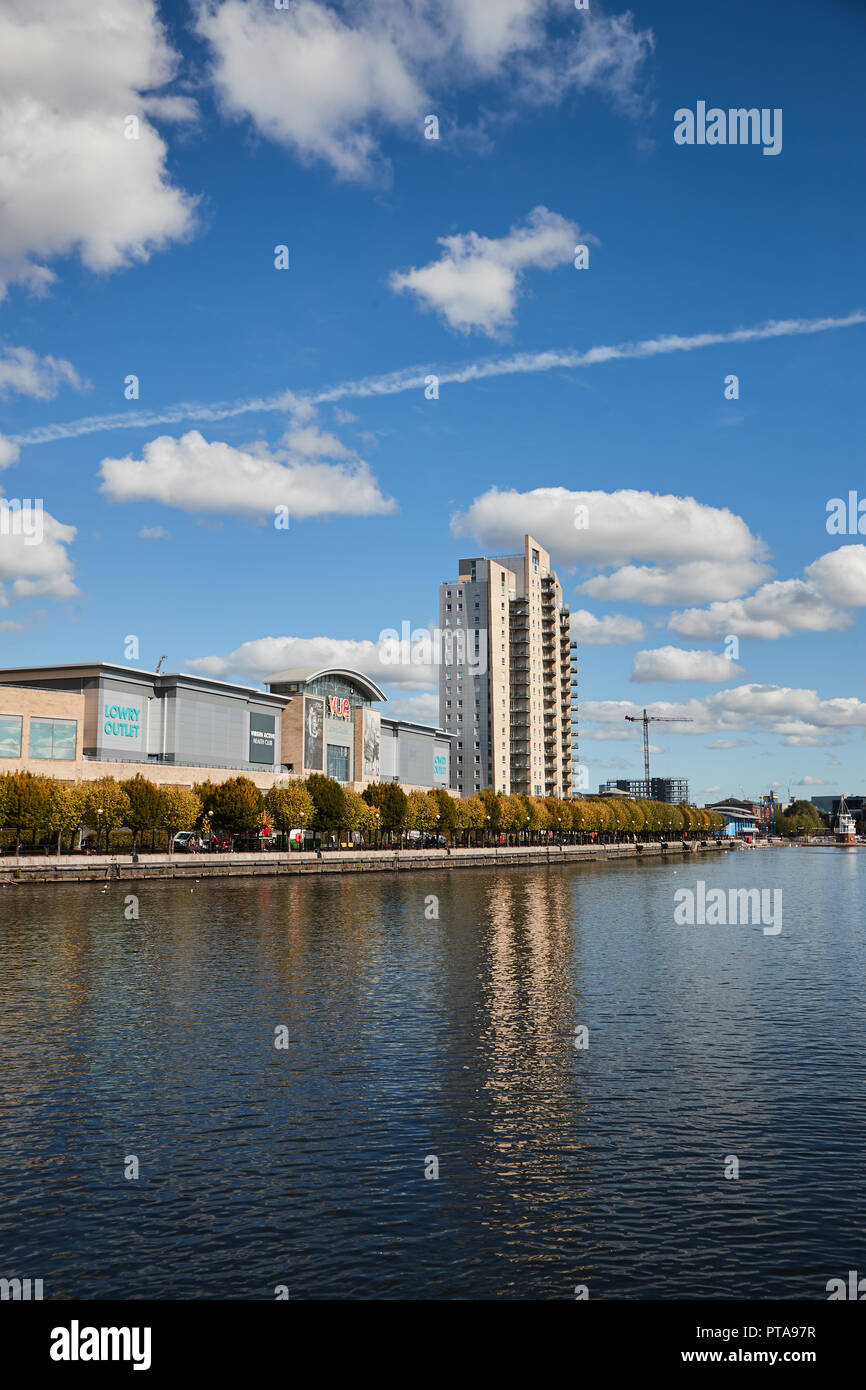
[624,708,694,788]
[155,654,167,674]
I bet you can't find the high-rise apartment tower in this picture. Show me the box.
[438,534,577,797]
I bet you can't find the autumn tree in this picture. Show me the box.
[265,780,314,833]
[209,777,264,841]
[122,775,163,850]
[160,785,202,844]
[81,778,132,852]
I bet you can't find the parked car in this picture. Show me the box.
[172,831,200,852]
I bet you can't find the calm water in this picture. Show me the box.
[1,848,864,1300]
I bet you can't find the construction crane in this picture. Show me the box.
[624,708,694,787]
[155,654,167,674]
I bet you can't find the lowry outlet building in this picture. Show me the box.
[0,661,453,795]
[438,534,577,798]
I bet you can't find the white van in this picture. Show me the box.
[172,831,198,852]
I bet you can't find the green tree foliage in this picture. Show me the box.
[208,777,264,836]
[121,775,163,849]
[160,785,202,841]
[405,789,437,833]
[307,773,347,833]
[81,777,132,850]
[265,780,315,832]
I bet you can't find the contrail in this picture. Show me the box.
[10,310,865,447]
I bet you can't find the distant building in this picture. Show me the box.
[810,795,864,819]
[599,777,690,804]
[704,797,765,837]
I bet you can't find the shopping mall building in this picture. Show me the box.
[0,662,454,794]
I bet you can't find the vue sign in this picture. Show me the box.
[328,697,350,719]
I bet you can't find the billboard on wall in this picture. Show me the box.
[304,697,324,771]
[362,707,380,777]
[249,712,276,764]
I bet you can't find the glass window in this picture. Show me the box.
[326,744,350,783]
[29,717,77,760]
[0,715,22,757]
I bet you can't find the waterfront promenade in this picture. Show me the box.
[0,838,737,885]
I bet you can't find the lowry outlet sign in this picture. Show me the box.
[103,702,141,739]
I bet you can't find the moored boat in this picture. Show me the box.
[834,796,857,846]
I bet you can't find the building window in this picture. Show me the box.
[0,715,22,757]
[29,718,77,760]
[326,744,350,783]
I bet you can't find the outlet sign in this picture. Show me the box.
[103,702,141,739]
[434,754,448,778]
[328,696,350,719]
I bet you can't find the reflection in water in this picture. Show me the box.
[0,849,865,1299]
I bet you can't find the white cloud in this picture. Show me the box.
[198,0,424,182]
[804,545,866,608]
[0,436,20,470]
[389,206,583,337]
[631,646,745,682]
[453,487,766,581]
[557,10,655,117]
[138,525,171,540]
[669,547,866,640]
[187,634,434,690]
[0,0,197,298]
[581,685,866,741]
[384,691,441,723]
[99,422,397,520]
[0,347,86,399]
[705,738,756,749]
[570,608,644,644]
[796,775,828,786]
[0,504,77,602]
[197,2,654,181]
[579,726,640,742]
[582,558,770,605]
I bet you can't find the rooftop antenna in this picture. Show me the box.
[155,654,167,674]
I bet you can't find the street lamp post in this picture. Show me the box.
[97,807,103,856]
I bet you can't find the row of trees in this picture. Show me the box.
[0,769,725,854]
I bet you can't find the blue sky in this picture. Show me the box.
[1,0,865,802]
